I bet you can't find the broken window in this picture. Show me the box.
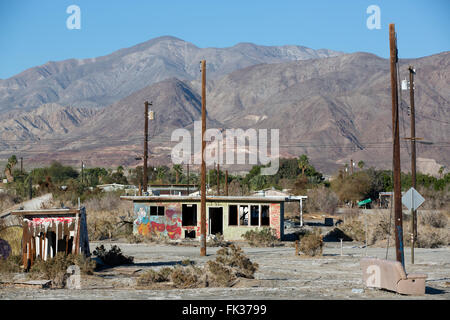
[239,205,249,226]
[228,205,238,226]
[182,204,197,226]
[150,206,165,216]
[185,230,196,238]
[250,205,259,226]
[261,205,270,226]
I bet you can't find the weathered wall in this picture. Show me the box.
[132,201,283,241]
[133,202,182,240]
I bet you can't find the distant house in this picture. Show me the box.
[121,195,306,241]
[97,183,132,192]
[252,188,291,197]
[146,184,198,196]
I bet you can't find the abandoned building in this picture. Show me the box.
[121,195,306,241]
[11,208,90,269]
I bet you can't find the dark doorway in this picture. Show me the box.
[209,207,223,235]
[182,204,197,226]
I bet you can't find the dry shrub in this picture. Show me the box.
[305,186,339,215]
[207,233,231,247]
[416,225,449,248]
[87,211,120,240]
[299,228,323,256]
[137,267,173,286]
[367,210,394,245]
[85,192,132,241]
[29,253,96,288]
[93,245,134,266]
[0,193,18,212]
[206,260,235,287]
[170,265,204,288]
[213,244,258,279]
[136,245,258,289]
[242,228,279,247]
[419,211,448,228]
[0,226,22,256]
[0,255,22,273]
[339,216,365,242]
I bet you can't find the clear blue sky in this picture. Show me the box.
[0,0,449,79]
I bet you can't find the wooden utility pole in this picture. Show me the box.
[409,65,417,264]
[200,60,207,256]
[350,159,354,175]
[20,157,23,174]
[143,101,149,194]
[389,24,404,267]
[81,160,84,184]
[187,163,190,195]
[217,163,220,195]
[225,170,228,196]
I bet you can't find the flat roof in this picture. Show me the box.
[120,195,306,203]
[11,208,80,216]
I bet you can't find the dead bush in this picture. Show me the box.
[0,255,22,273]
[93,245,134,266]
[207,233,231,247]
[137,267,173,286]
[170,265,204,288]
[416,225,449,248]
[206,260,236,287]
[305,186,339,215]
[0,193,19,212]
[419,211,448,228]
[213,244,258,279]
[242,228,280,247]
[29,253,95,288]
[299,228,323,256]
[339,216,365,242]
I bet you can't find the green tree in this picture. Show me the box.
[358,160,365,170]
[173,164,183,184]
[298,155,311,176]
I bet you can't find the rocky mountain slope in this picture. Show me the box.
[0,36,448,174]
[0,36,342,114]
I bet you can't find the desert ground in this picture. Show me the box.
[1,240,448,300]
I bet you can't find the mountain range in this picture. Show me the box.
[0,36,448,175]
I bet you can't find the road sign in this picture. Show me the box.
[402,187,425,211]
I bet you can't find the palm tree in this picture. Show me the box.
[173,164,183,184]
[4,155,17,182]
[156,167,167,183]
[358,160,365,170]
[298,155,310,176]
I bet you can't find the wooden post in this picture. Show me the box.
[225,170,228,196]
[200,60,207,257]
[187,164,190,195]
[389,23,404,267]
[295,240,299,256]
[217,163,220,196]
[143,101,149,193]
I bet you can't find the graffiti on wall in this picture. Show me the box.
[269,203,281,238]
[133,203,182,240]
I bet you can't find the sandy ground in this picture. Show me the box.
[1,240,448,300]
